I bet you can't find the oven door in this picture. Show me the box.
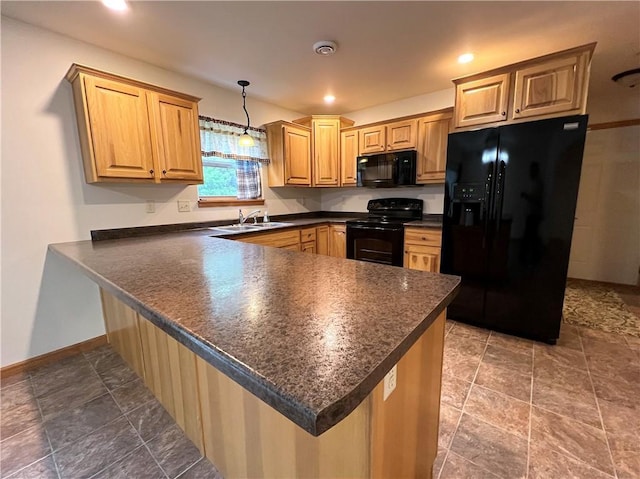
[346,224,405,266]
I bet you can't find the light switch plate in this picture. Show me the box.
[145,200,155,213]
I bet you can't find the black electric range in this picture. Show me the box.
[346,198,423,266]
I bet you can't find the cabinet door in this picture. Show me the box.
[301,242,316,254]
[83,76,155,180]
[283,125,312,186]
[328,225,346,258]
[416,117,450,184]
[404,244,441,272]
[512,54,585,119]
[316,226,329,255]
[340,130,359,186]
[149,93,203,182]
[454,73,510,128]
[386,119,417,151]
[313,119,340,186]
[359,126,386,155]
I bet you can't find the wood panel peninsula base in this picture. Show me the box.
[101,289,446,478]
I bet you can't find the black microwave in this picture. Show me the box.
[356,150,417,187]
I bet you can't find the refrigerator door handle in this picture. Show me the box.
[494,160,506,233]
[483,166,494,249]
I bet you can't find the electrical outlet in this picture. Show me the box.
[177,200,190,212]
[383,365,397,401]
[145,200,155,213]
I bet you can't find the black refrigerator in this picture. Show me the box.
[441,115,588,344]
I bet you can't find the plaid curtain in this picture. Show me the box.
[236,160,262,199]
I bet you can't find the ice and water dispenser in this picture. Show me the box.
[450,182,487,226]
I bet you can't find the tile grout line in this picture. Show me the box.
[84,349,170,479]
[580,331,620,479]
[442,327,497,476]
[30,373,63,479]
[529,331,619,478]
[434,320,455,479]
[525,341,534,479]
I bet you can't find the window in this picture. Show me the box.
[198,116,269,206]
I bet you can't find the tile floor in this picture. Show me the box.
[435,320,639,479]
[1,320,638,478]
[0,347,222,479]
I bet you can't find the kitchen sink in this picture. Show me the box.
[207,222,293,233]
[252,222,293,228]
[208,224,262,233]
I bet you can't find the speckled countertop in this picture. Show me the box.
[49,228,459,436]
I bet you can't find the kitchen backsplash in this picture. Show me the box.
[320,184,445,213]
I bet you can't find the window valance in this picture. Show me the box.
[199,115,269,164]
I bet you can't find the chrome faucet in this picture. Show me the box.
[239,209,261,225]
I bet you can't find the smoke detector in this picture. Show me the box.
[612,68,640,88]
[313,41,338,56]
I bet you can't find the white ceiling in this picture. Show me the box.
[2,1,639,118]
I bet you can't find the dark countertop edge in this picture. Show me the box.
[90,211,366,241]
[48,240,459,436]
[314,281,459,434]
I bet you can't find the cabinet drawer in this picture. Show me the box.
[404,228,442,246]
[239,230,301,248]
[300,227,317,243]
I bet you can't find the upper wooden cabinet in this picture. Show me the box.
[359,125,386,154]
[340,130,359,186]
[359,119,417,155]
[292,116,354,187]
[416,111,452,184]
[452,43,595,130]
[387,119,418,151]
[149,93,203,182]
[66,64,203,184]
[265,121,312,187]
[454,73,510,128]
[512,53,588,120]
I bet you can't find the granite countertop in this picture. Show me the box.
[50,228,459,436]
[404,214,443,229]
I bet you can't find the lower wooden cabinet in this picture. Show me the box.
[403,227,442,273]
[328,224,347,258]
[300,227,317,253]
[237,229,301,250]
[316,226,329,255]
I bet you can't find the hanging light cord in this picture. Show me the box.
[240,83,251,134]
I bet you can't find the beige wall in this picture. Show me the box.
[568,125,640,285]
[0,17,316,367]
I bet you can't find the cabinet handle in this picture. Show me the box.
[162,170,167,175]
[149,169,154,175]
[515,108,520,114]
[501,112,506,116]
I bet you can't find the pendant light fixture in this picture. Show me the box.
[237,80,255,147]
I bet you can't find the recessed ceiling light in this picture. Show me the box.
[324,95,336,104]
[458,53,474,64]
[102,0,128,12]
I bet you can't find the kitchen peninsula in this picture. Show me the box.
[49,228,459,478]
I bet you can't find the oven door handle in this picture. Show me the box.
[347,225,403,232]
